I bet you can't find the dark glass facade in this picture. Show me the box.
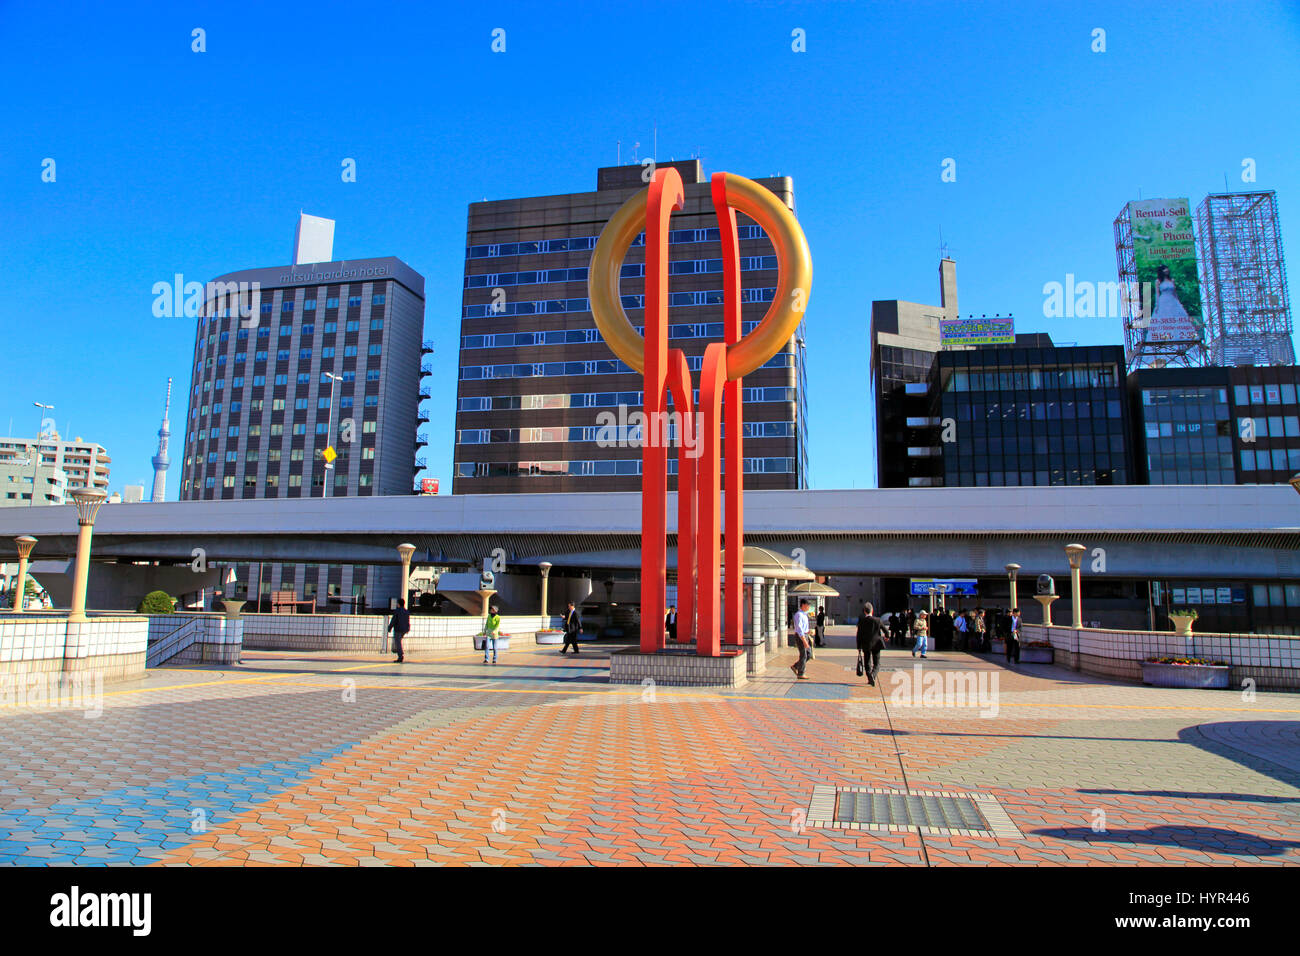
[1129,365,1300,485]
[933,345,1133,487]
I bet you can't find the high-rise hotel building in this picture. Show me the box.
[180,231,427,609]
[453,160,808,494]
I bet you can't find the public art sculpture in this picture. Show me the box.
[588,168,812,656]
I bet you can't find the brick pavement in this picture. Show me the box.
[1,627,1297,866]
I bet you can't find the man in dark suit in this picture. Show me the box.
[814,605,826,647]
[561,602,583,654]
[856,602,887,686]
[388,598,411,663]
[665,605,678,642]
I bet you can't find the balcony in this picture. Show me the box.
[418,387,432,400]
[420,361,433,377]
[421,340,435,355]
[414,432,428,449]
[417,410,430,425]
[414,456,427,470]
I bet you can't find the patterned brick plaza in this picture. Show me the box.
[2,627,1297,866]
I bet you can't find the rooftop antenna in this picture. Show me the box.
[617,139,621,166]
[938,227,952,260]
[653,125,657,161]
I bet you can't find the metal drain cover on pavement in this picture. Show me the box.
[807,785,1022,839]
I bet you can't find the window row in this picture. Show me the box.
[463,287,775,319]
[199,473,374,489]
[461,319,762,351]
[945,365,1118,392]
[457,386,798,412]
[460,352,792,381]
[455,456,795,478]
[465,256,777,290]
[456,421,795,445]
[194,368,379,395]
[1235,383,1299,406]
[1241,448,1300,471]
[464,225,768,260]
[189,445,375,466]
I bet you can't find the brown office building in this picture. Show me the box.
[453,161,808,494]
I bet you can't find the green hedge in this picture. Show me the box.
[137,590,177,614]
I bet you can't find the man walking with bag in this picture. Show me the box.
[388,598,411,663]
[561,601,583,655]
[855,602,887,686]
[790,599,812,680]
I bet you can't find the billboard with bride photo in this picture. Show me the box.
[1129,198,1204,345]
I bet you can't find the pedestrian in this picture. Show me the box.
[856,602,887,686]
[814,605,826,648]
[1006,607,1022,665]
[388,598,411,663]
[911,609,930,659]
[665,605,678,643]
[790,598,812,680]
[973,607,987,652]
[953,608,968,650]
[560,601,583,655]
[483,604,502,665]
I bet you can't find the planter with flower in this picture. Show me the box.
[1141,655,1230,689]
[1168,607,1198,637]
[474,631,511,651]
[535,627,565,645]
[1019,640,1054,664]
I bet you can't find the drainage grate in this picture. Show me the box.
[806,785,1023,839]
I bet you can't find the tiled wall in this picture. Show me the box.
[147,614,242,666]
[240,613,561,654]
[609,647,749,687]
[1020,623,1300,691]
[0,613,148,682]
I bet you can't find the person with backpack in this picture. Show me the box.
[855,602,887,686]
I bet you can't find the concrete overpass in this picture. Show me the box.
[1,485,1298,581]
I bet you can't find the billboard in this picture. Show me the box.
[420,478,439,495]
[940,317,1014,346]
[909,578,978,597]
[1129,198,1203,345]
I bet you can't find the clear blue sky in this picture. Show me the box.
[2,0,1298,496]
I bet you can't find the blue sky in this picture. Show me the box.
[2,0,1298,495]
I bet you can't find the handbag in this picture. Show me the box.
[856,652,865,678]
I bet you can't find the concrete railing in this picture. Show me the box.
[241,612,563,654]
[1020,622,1300,692]
[0,612,149,682]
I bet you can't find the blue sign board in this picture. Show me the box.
[909,578,979,597]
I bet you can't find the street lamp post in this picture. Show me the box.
[29,402,53,507]
[1064,543,1086,630]
[322,372,341,498]
[68,489,107,623]
[1005,563,1021,610]
[538,561,552,618]
[12,536,37,612]
[396,543,416,610]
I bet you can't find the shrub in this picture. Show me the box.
[1169,607,1199,619]
[137,590,177,614]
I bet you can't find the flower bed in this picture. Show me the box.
[1019,641,1053,663]
[535,628,564,645]
[1141,656,1230,689]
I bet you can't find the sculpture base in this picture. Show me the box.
[608,647,748,688]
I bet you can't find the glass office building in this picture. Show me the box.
[1129,366,1300,485]
[932,345,1133,487]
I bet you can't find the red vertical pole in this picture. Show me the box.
[667,349,696,646]
[696,343,727,657]
[712,174,745,649]
[639,168,683,654]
